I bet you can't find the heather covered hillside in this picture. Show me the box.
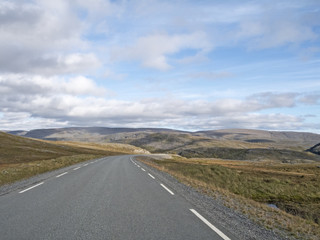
[9,127,320,162]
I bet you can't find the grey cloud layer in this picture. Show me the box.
[108,0,320,69]
[0,0,319,131]
[0,1,99,75]
[0,74,317,130]
[1,0,319,74]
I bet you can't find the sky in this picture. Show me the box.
[0,0,320,133]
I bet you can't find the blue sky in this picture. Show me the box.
[0,0,319,132]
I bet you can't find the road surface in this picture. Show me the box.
[0,155,234,240]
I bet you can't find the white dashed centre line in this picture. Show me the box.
[83,163,88,166]
[190,209,231,240]
[160,184,174,195]
[73,167,81,170]
[56,172,68,178]
[19,182,44,193]
[148,173,155,179]
[141,168,146,171]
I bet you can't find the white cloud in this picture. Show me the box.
[0,112,69,130]
[245,92,298,110]
[0,73,318,131]
[0,73,313,130]
[186,71,234,80]
[240,19,316,49]
[299,47,320,61]
[63,76,106,96]
[0,74,107,97]
[207,113,307,131]
[53,53,100,75]
[0,108,311,133]
[73,0,121,18]
[112,32,212,70]
[299,94,320,105]
[0,0,101,75]
[233,2,319,49]
[0,0,319,132]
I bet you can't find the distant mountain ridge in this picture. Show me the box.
[196,129,320,142]
[8,127,320,148]
[7,127,320,140]
[5,127,320,162]
[9,127,183,139]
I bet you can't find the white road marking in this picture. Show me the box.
[190,209,231,240]
[148,173,155,179]
[56,172,68,178]
[83,163,88,166]
[19,182,44,193]
[160,184,174,195]
[73,167,81,170]
[141,168,146,171]
[137,165,140,167]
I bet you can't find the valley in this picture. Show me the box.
[2,127,320,239]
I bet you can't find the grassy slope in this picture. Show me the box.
[0,132,114,164]
[129,132,269,152]
[10,128,320,161]
[137,156,320,239]
[127,132,320,164]
[0,132,145,185]
[178,147,320,163]
[50,141,149,154]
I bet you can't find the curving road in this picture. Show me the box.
[0,155,234,240]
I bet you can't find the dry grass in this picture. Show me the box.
[137,156,320,239]
[178,147,320,162]
[0,132,116,164]
[0,154,102,185]
[49,140,149,154]
[0,131,144,185]
[127,132,272,153]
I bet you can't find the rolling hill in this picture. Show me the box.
[0,131,148,185]
[7,127,320,162]
[0,131,147,164]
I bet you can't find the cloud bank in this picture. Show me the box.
[0,0,319,132]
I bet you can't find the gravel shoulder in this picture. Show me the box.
[0,154,293,239]
[135,156,292,240]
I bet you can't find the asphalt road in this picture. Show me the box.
[0,155,234,240]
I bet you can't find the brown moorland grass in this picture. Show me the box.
[0,131,145,185]
[50,141,149,154]
[0,154,104,185]
[137,156,320,239]
[0,132,112,164]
